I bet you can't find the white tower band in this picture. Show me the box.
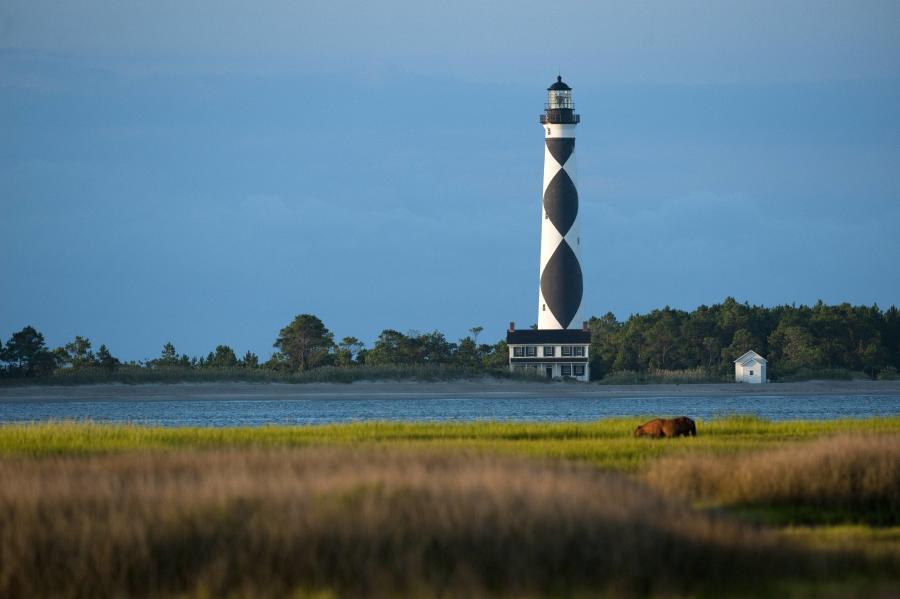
[538,76,583,329]
[507,76,591,382]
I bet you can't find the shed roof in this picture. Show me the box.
[733,350,767,365]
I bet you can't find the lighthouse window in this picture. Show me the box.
[548,90,573,110]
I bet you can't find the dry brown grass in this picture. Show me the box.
[644,434,900,522]
[0,447,854,598]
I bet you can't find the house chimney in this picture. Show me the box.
[582,321,589,331]
[509,321,516,332]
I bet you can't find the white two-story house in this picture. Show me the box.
[506,322,591,381]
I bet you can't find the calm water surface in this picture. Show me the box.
[1,394,898,426]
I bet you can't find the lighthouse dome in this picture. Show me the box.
[548,76,571,91]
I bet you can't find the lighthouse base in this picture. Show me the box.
[506,326,591,382]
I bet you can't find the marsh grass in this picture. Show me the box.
[597,367,727,384]
[781,525,900,560]
[775,368,864,382]
[2,417,898,468]
[2,419,899,596]
[645,434,900,524]
[0,448,873,598]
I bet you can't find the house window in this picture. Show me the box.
[543,346,554,357]
[561,346,573,357]
[513,347,524,357]
[561,364,572,377]
[749,370,754,376]
[573,346,585,357]
[573,365,585,376]
[525,346,537,357]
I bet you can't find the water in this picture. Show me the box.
[1,391,898,427]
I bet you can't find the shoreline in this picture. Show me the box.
[2,379,900,403]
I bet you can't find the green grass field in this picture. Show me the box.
[3,415,898,468]
[1,417,898,597]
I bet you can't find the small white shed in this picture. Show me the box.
[734,350,767,384]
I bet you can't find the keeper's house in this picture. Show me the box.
[506,322,591,381]
[734,350,767,384]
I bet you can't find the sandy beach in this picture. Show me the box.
[2,379,899,403]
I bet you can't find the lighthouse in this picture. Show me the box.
[507,76,591,381]
[539,76,583,329]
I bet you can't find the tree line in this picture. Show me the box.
[588,298,900,380]
[0,315,508,379]
[2,299,899,381]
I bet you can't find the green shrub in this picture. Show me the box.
[878,366,900,380]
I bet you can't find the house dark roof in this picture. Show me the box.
[507,329,590,344]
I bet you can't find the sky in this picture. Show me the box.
[2,1,899,361]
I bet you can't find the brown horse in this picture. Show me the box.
[634,416,697,438]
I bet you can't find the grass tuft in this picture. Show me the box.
[645,434,900,524]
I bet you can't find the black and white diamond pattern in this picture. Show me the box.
[538,134,583,329]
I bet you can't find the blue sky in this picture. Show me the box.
[2,1,899,361]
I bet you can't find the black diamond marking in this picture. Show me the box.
[540,240,583,329]
[543,169,578,236]
[546,138,574,166]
